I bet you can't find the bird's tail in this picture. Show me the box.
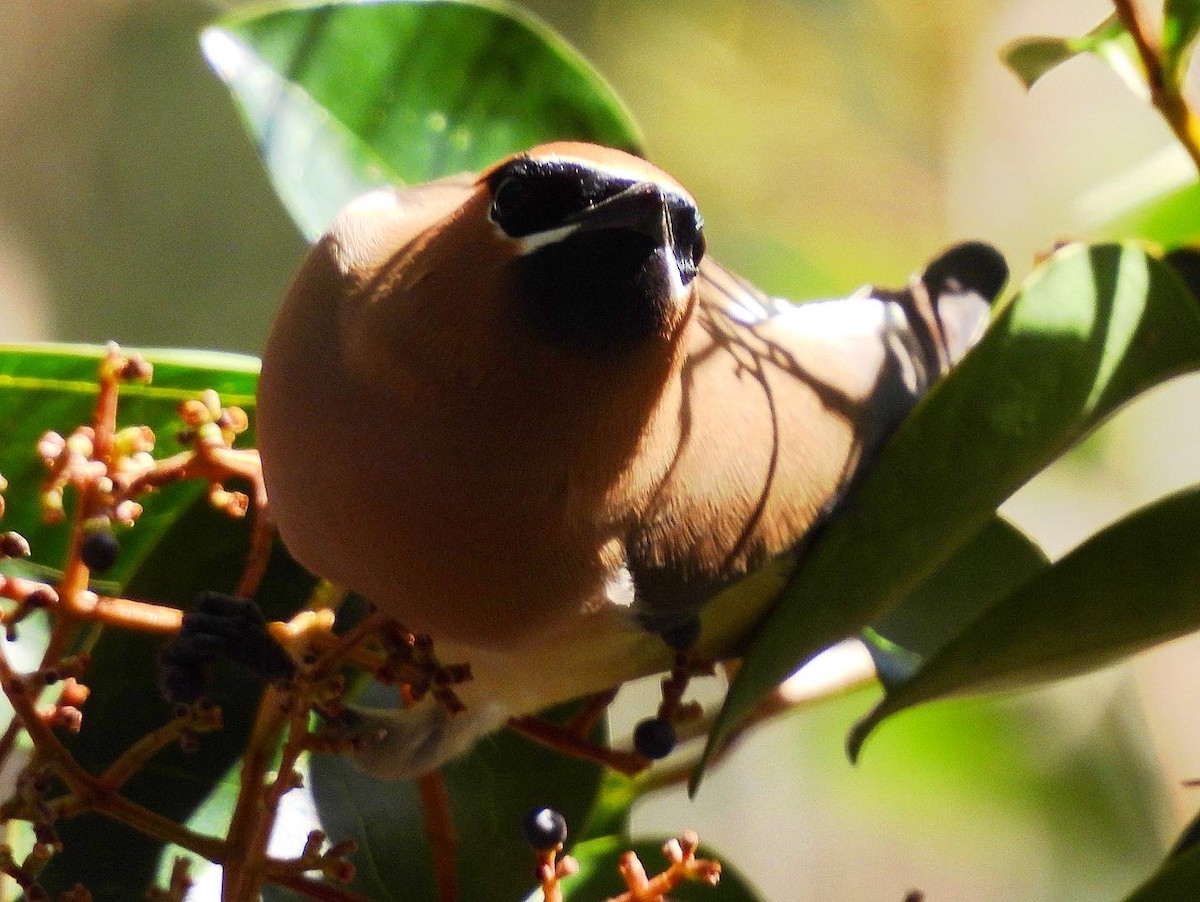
[883,241,1009,384]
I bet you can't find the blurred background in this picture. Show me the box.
[2,0,1199,899]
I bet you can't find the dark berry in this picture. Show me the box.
[522,807,567,851]
[658,616,701,651]
[80,529,120,573]
[633,717,677,760]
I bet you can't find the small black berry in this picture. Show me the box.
[522,807,567,851]
[633,717,677,760]
[658,616,701,651]
[80,529,120,573]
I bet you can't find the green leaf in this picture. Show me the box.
[849,486,1200,761]
[575,768,639,842]
[864,516,1048,688]
[1125,835,1200,900]
[1002,15,1146,96]
[695,243,1200,793]
[308,701,606,901]
[527,835,762,902]
[1095,179,1200,248]
[204,0,643,240]
[1163,0,1200,86]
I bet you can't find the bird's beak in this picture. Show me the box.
[571,181,674,243]
[570,181,703,295]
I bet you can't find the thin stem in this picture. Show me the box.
[416,771,458,902]
[265,872,375,902]
[1113,0,1200,172]
[537,849,564,902]
[221,686,292,901]
[70,592,183,635]
[0,640,226,863]
[98,710,212,791]
[635,658,878,795]
[42,347,124,667]
[508,716,648,775]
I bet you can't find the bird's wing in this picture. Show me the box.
[625,244,1005,630]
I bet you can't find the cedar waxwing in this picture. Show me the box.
[257,142,1006,778]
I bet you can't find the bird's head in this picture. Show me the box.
[326,140,708,406]
[480,142,706,353]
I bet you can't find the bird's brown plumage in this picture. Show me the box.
[257,142,1002,777]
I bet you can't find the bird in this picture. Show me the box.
[255,141,1007,779]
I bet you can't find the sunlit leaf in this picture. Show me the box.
[0,343,257,586]
[849,487,1200,761]
[204,0,643,240]
[1002,15,1147,98]
[696,243,1200,792]
[1089,172,1200,248]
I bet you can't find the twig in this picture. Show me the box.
[565,687,621,736]
[265,872,375,902]
[535,846,578,902]
[0,640,226,863]
[416,771,458,902]
[224,596,378,901]
[1112,0,1200,172]
[98,703,221,791]
[220,685,293,902]
[636,651,878,794]
[604,832,720,902]
[65,591,183,635]
[508,716,648,775]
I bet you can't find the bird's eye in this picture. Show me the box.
[490,177,537,233]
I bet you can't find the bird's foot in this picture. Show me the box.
[158,592,295,704]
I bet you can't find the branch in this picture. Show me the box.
[1113,0,1200,172]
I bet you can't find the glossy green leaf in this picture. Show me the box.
[308,701,605,902]
[865,516,1048,688]
[1125,835,1200,900]
[1002,15,1145,96]
[204,0,643,240]
[1163,0,1200,86]
[575,768,639,843]
[524,835,762,902]
[849,487,1200,761]
[696,243,1200,793]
